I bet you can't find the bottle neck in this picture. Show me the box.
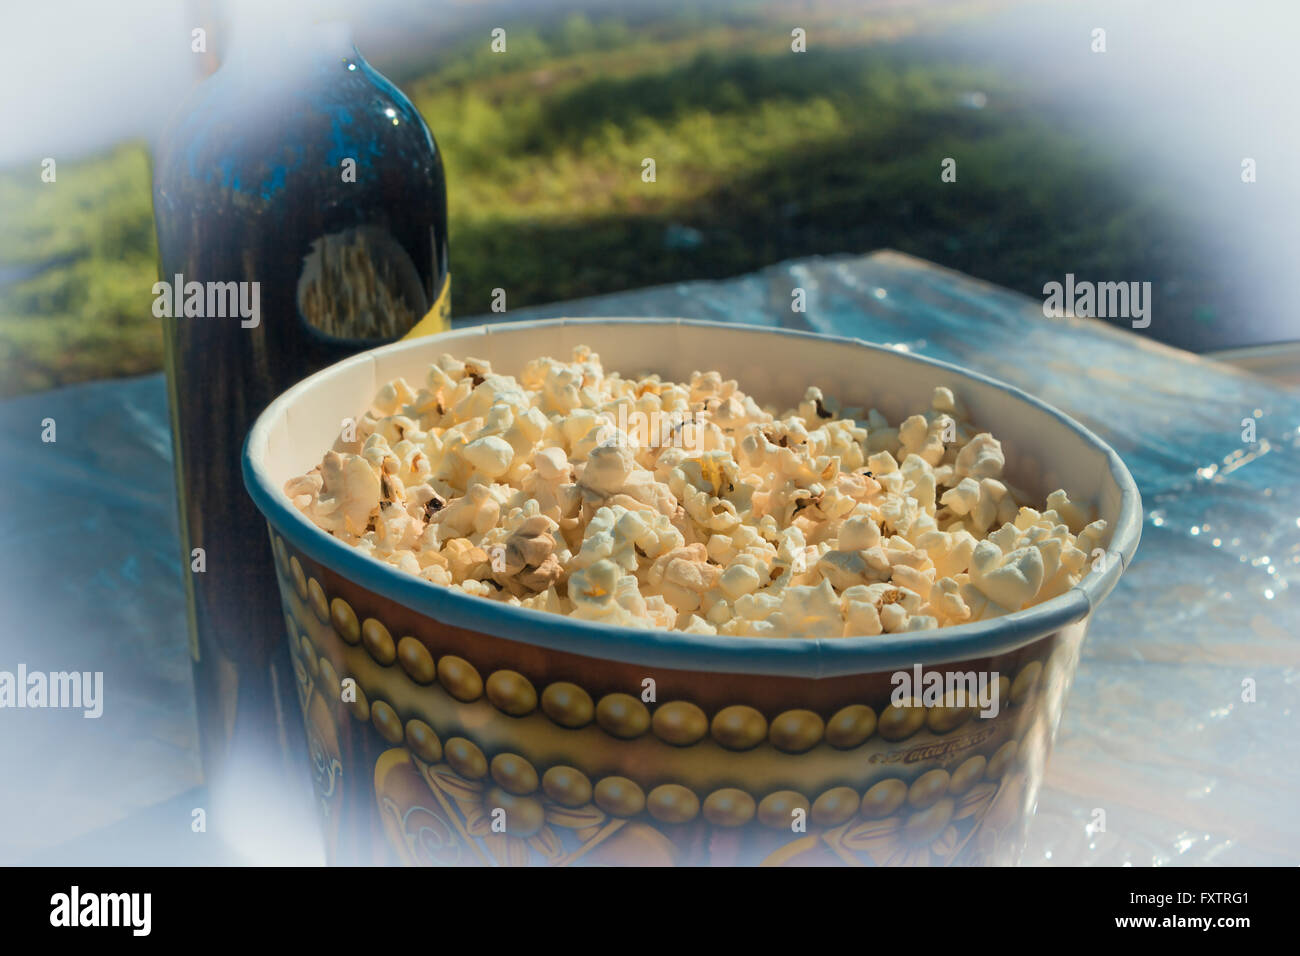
[223,19,357,73]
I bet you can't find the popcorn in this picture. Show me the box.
[572,504,680,573]
[954,433,1005,480]
[647,544,720,614]
[308,451,380,536]
[966,541,1045,613]
[719,562,762,602]
[915,528,977,579]
[490,514,563,596]
[925,577,971,625]
[567,559,641,625]
[462,435,514,480]
[841,591,884,637]
[432,483,500,540]
[286,347,1108,636]
[580,442,635,496]
[738,579,843,639]
[898,414,947,466]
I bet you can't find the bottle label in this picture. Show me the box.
[402,274,452,341]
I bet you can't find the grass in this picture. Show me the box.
[0,147,160,394]
[0,0,1221,396]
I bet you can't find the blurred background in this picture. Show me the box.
[1,0,1297,396]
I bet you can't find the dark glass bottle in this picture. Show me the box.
[151,21,449,805]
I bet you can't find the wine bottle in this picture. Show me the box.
[151,19,449,810]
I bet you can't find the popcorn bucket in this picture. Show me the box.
[243,319,1140,866]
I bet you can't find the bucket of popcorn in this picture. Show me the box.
[243,318,1140,866]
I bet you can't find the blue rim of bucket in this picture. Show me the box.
[243,318,1142,678]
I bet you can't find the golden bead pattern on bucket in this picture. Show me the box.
[811,786,859,826]
[651,700,709,746]
[485,670,538,716]
[308,578,330,624]
[907,768,950,810]
[444,736,488,779]
[278,552,1045,757]
[330,597,360,644]
[594,776,646,817]
[925,693,973,734]
[289,556,307,600]
[540,682,594,728]
[404,718,442,763]
[437,655,483,702]
[758,790,810,828]
[541,766,592,808]
[396,635,436,684]
[710,705,767,751]
[825,704,876,749]
[490,752,540,795]
[876,699,927,741]
[300,625,1028,843]
[768,708,825,753]
[300,634,319,677]
[646,784,700,824]
[595,693,650,739]
[860,778,907,819]
[275,537,1039,860]
[318,657,340,700]
[371,699,403,744]
[949,754,986,796]
[361,617,396,666]
[703,788,756,827]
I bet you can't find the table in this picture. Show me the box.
[2,251,1296,865]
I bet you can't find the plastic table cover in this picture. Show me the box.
[1,251,1296,865]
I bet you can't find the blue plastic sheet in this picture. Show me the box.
[2,251,1297,864]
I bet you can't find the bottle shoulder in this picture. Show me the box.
[153,51,442,206]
